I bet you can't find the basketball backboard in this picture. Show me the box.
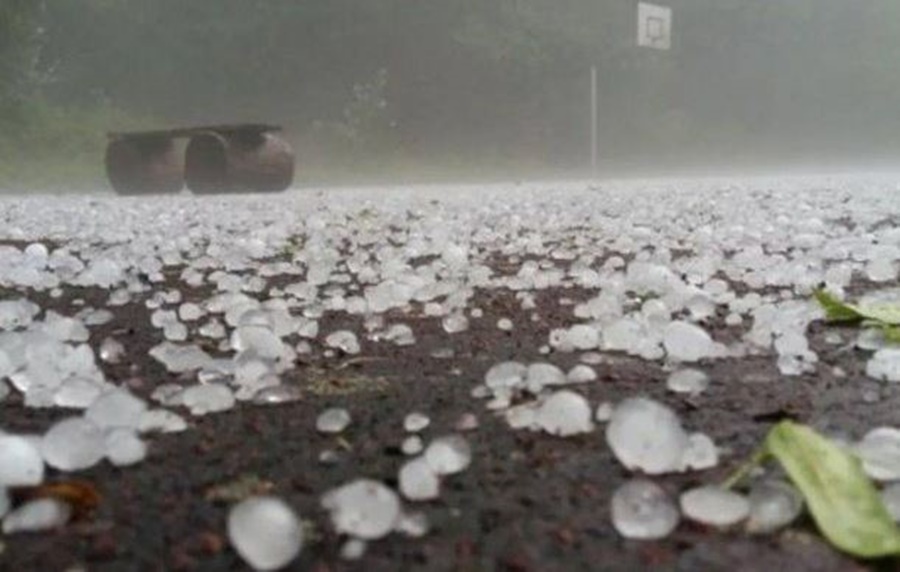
[637,3,672,51]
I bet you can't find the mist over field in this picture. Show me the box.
[2,1,900,189]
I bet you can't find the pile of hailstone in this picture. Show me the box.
[0,178,899,565]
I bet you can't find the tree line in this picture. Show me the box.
[2,1,900,186]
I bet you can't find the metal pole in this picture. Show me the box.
[590,66,598,176]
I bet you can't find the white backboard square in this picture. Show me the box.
[637,3,672,51]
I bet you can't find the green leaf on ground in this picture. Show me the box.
[884,326,900,345]
[858,305,900,327]
[765,421,900,558]
[814,289,864,323]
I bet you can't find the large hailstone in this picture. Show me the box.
[228,496,303,571]
[611,479,679,540]
[606,397,689,475]
[41,417,106,471]
[0,435,44,486]
[534,390,594,436]
[321,479,401,540]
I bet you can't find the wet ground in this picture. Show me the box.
[2,274,898,572]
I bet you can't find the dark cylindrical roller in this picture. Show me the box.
[183,131,230,193]
[105,135,183,195]
[185,130,294,194]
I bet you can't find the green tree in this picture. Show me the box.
[0,0,42,118]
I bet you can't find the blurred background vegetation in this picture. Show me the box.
[2,1,900,189]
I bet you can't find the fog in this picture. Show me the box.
[3,1,900,188]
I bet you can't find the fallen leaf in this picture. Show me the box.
[12,480,101,520]
[814,290,864,323]
[815,289,900,326]
[765,421,900,558]
[204,474,274,503]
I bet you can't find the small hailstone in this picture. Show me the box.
[325,331,360,355]
[339,538,367,561]
[228,496,303,571]
[107,289,131,306]
[611,479,679,540]
[98,337,125,364]
[680,486,749,527]
[404,412,431,433]
[606,397,689,475]
[470,386,491,400]
[149,342,212,373]
[534,390,594,436]
[41,417,106,471]
[430,347,454,359]
[455,413,479,432]
[139,409,188,434]
[663,321,720,362]
[866,258,897,282]
[150,383,184,407]
[686,295,716,321]
[54,377,104,409]
[105,429,147,467]
[178,303,204,322]
[180,384,235,416]
[567,364,597,383]
[855,427,900,481]
[681,433,719,471]
[318,449,340,465]
[321,479,401,540]
[857,328,888,351]
[296,318,319,339]
[441,313,469,334]
[580,352,604,365]
[497,318,514,331]
[505,402,538,430]
[470,308,484,319]
[824,332,843,345]
[566,324,601,350]
[0,435,45,486]
[316,408,352,434]
[866,349,900,383]
[595,402,614,422]
[486,388,513,411]
[395,511,429,538]
[2,498,71,534]
[526,362,567,392]
[252,385,303,405]
[383,324,415,346]
[86,389,147,429]
[666,369,710,396]
[548,328,575,352]
[484,361,527,390]
[402,435,424,455]
[862,386,881,404]
[424,435,472,475]
[746,480,804,533]
[24,242,48,259]
[199,320,226,339]
[724,313,743,327]
[0,299,39,330]
[399,457,441,501]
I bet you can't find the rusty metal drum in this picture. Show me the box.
[185,130,294,193]
[105,124,294,195]
[105,135,183,195]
